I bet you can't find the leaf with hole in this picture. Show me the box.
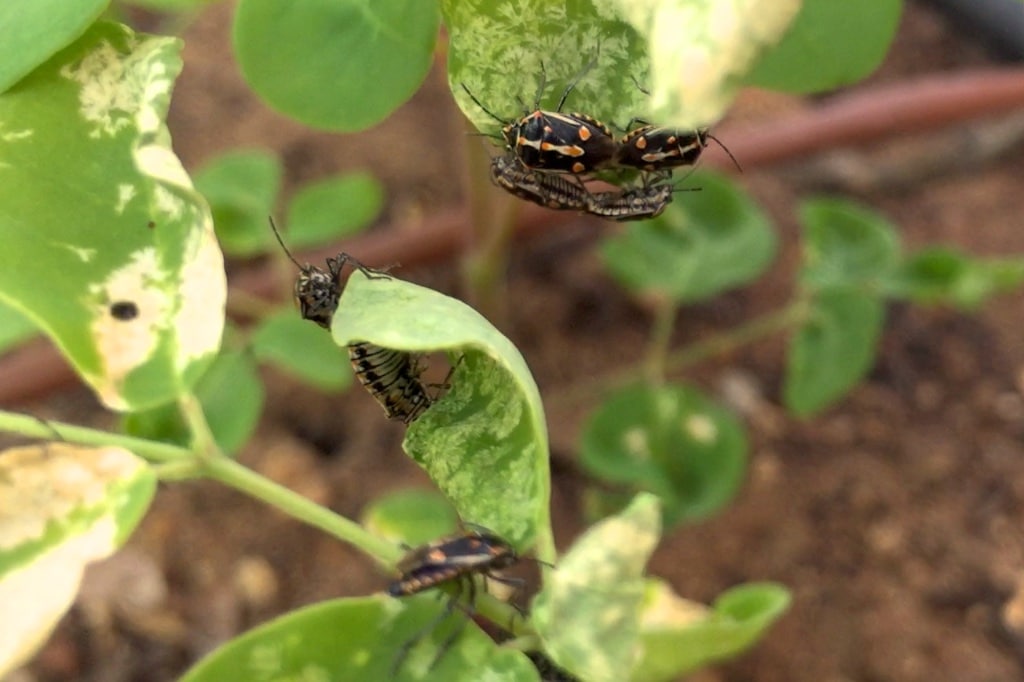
[0,22,224,411]
[601,171,776,303]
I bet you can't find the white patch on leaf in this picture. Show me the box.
[87,248,170,406]
[116,184,137,214]
[59,31,178,142]
[684,413,717,443]
[1,128,33,142]
[175,220,225,369]
[56,243,97,262]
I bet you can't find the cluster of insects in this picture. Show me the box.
[463,59,732,222]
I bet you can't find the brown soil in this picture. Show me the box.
[18,2,1024,681]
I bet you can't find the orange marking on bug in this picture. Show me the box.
[635,136,647,150]
[571,161,585,173]
[578,126,592,141]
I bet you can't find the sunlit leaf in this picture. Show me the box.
[334,273,550,555]
[361,489,459,548]
[0,22,224,411]
[532,493,661,682]
[180,595,540,682]
[0,443,155,675]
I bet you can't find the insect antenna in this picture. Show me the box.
[460,83,506,125]
[268,216,304,270]
[707,133,743,172]
[556,49,600,112]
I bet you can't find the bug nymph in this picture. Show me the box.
[387,526,526,674]
[462,56,616,175]
[489,154,590,212]
[347,342,433,424]
[269,218,436,425]
[615,125,711,171]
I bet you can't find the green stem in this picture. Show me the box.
[663,299,809,370]
[550,299,810,410]
[0,409,189,462]
[644,299,678,385]
[202,455,402,566]
[179,392,219,461]
[462,119,517,322]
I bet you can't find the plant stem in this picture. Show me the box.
[201,455,403,565]
[663,299,809,370]
[550,299,810,409]
[644,299,678,385]
[461,119,517,322]
[0,409,189,462]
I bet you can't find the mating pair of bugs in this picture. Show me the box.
[463,58,729,221]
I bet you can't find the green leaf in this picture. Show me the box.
[0,299,39,354]
[0,443,155,675]
[123,348,264,454]
[0,22,224,411]
[887,246,1024,310]
[800,198,901,291]
[233,0,440,131]
[361,489,459,547]
[251,311,352,391]
[333,272,550,554]
[532,493,661,682]
[784,288,885,416]
[180,595,540,682]
[122,0,217,11]
[601,171,776,303]
[631,580,791,681]
[193,149,281,257]
[285,172,384,249]
[0,2,109,94]
[748,0,902,93]
[580,383,747,525]
[613,0,802,126]
[445,1,648,138]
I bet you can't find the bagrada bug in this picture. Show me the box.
[462,56,616,175]
[615,125,711,172]
[388,526,526,673]
[269,218,437,424]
